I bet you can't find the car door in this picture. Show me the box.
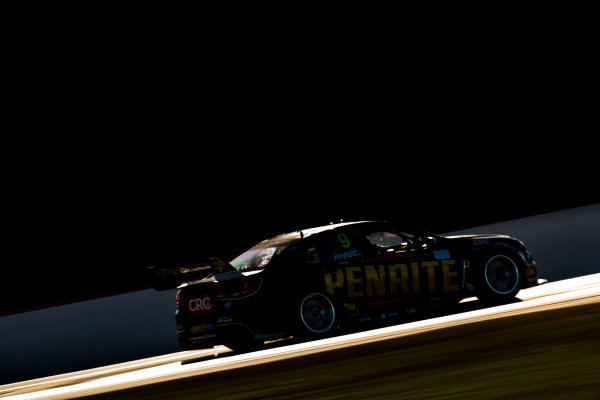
[361,225,464,300]
[316,227,371,300]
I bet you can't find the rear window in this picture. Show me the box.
[230,246,287,271]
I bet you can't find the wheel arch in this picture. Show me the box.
[472,242,527,271]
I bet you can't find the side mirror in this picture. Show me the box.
[419,236,437,250]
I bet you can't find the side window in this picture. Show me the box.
[366,231,407,248]
[365,230,420,255]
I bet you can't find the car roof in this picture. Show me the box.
[257,220,380,247]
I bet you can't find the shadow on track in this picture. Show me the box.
[181,297,523,365]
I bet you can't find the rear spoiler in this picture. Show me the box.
[147,257,236,290]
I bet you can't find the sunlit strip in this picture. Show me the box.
[2,363,184,400]
[0,346,230,397]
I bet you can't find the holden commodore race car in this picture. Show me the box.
[153,221,542,351]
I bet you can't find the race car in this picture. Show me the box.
[162,221,542,350]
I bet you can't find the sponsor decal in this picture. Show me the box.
[323,260,460,298]
[189,323,215,334]
[433,249,451,260]
[306,247,321,264]
[333,249,362,262]
[255,332,286,341]
[188,294,213,315]
[473,239,491,246]
[189,334,216,343]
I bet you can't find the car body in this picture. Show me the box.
[172,221,541,350]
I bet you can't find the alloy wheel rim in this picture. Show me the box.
[300,293,335,333]
[484,255,519,295]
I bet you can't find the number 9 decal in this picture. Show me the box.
[337,233,351,248]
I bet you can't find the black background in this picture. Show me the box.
[3,23,598,313]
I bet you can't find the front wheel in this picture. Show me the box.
[477,253,521,303]
[296,292,338,339]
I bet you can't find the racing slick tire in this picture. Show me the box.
[476,251,522,303]
[295,292,341,340]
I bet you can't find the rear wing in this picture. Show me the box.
[147,257,235,290]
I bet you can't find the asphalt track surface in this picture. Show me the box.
[2,273,599,399]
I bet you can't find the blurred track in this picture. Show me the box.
[2,273,599,399]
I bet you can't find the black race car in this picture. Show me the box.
[159,221,541,350]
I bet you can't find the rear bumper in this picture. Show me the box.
[177,321,218,349]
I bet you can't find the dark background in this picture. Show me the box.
[3,29,598,313]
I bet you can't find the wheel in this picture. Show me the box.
[477,253,521,303]
[297,292,337,338]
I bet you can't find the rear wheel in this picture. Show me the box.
[477,253,521,303]
[297,292,338,338]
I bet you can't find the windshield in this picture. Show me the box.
[230,246,284,271]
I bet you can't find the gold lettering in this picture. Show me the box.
[364,265,387,297]
[324,269,344,296]
[421,261,439,292]
[388,263,409,295]
[346,266,364,298]
[325,260,459,297]
[442,260,459,291]
[410,262,420,293]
